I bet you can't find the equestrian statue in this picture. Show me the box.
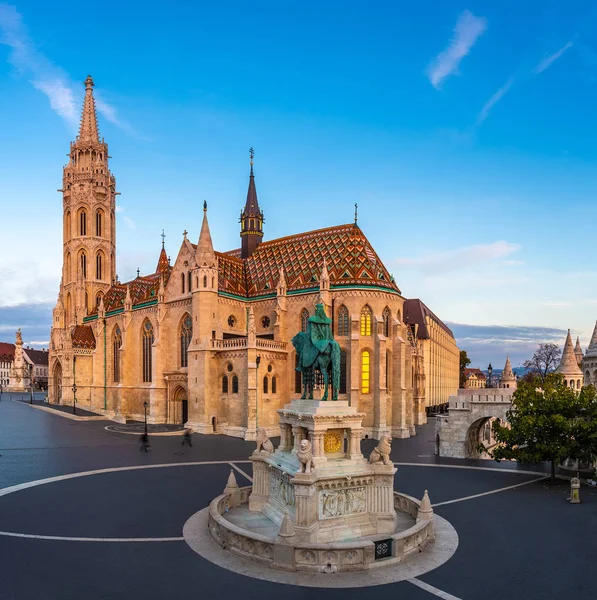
[292,303,341,401]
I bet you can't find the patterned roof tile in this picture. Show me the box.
[71,325,96,349]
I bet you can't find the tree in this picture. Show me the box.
[459,349,471,389]
[523,343,561,383]
[486,374,597,481]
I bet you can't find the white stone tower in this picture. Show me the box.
[574,336,584,367]
[582,321,597,387]
[556,329,583,390]
[499,356,516,389]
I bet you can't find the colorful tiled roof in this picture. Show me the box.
[71,325,96,349]
[156,247,170,274]
[206,223,399,298]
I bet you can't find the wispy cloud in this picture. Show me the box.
[477,76,515,125]
[427,10,487,89]
[534,40,574,74]
[123,216,137,230]
[396,240,521,274]
[448,322,568,367]
[0,3,131,134]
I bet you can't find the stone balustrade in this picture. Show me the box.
[208,488,434,573]
[256,339,287,351]
[210,338,248,350]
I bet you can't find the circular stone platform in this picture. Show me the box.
[105,423,187,435]
[183,507,458,588]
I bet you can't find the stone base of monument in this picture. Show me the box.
[204,399,436,573]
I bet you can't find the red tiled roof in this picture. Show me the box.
[207,224,399,298]
[71,325,96,349]
[464,368,486,380]
[0,342,15,361]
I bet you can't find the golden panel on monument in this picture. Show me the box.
[324,429,344,454]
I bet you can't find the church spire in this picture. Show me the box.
[240,147,264,259]
[78,75,100,143]
[556,329,583,379]
[574,335,584,366]
[196,201,215,266]
[589,321,597,350]
[156,230,170,274]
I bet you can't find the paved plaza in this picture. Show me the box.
[0,394,594,600]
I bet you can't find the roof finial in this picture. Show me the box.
[161,229,166,249]
[136,267,140,278]
[84,75,94,90]
[354,202,358,225]
[203,200,207,212]
[183,230,188,239]
[249,147,254,176]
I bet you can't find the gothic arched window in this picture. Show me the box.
[66,253,71,283]
[79,210,87,236]
[263,376,268,394]
[360,306,372,336]
[232,375,239,394]
[180,314,192,368]
[142,320,154,383]
[272,376,277,394]
[96,252,103,281]
[361,350,370,394]
[80,252,87,278]
[181,273,185,294]
[222,375,229,394]
[382,307,391,337]
[300,309,309,333]
[188,271,192,292]
[96,210,103,237]
[113,325,122,383]
[337,306,349,336]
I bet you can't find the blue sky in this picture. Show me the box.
[1,0,596,367]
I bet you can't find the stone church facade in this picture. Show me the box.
[49,77,439,440]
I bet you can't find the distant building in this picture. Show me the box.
[556,329,583,391]
[463,368,486,389]
[498,356,517,390]
[0,342,14,387]
[404,299,459,410]
[25,347,49,390]
[3,330,49,391]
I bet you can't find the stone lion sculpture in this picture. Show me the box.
[369,436,392,466]
[297,439,315,474]
[256,427,274,454]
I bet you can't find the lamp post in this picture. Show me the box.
[487,363,493,389]
[143,401,148,437]
[72,355,77,415]
[29,364,33,404]
[0,382,3,401]
[255,355,261,432]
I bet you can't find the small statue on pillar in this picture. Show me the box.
[297,439,315,474]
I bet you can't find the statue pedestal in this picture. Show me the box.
[250,398,397,543]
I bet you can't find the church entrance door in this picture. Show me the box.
[52,362,62,403]
[182,399,188,424]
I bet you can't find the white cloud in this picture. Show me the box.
[477,76,515,125]
[0,4,131,134]
[427,10,487,89]
[396,240,521,274]
[534,40,574,74]
[115,205,125,213]
[123,216,137,230]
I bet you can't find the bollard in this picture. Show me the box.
[569,475,580,504]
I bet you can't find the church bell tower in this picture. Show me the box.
[240,148,264,259]
[60,76,117,323]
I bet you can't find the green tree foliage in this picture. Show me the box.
[486,374,597,481]
[459,349,471,389]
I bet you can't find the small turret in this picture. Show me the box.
[574,336,584,367]
[196,201,216,267]
[556,329,583,390]
[240,148,264,258]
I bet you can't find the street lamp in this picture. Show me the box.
[255,355,261,432]
[487,363,493,389]
[143,401,148,437]
[29,364,33,404]
[72,383,77,414]
[0,382,3,401]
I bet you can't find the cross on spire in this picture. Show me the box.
[78,75,100,143]
[161,229,166,249]
[354,203,358,225]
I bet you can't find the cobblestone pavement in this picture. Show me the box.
[0,393,593,600]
